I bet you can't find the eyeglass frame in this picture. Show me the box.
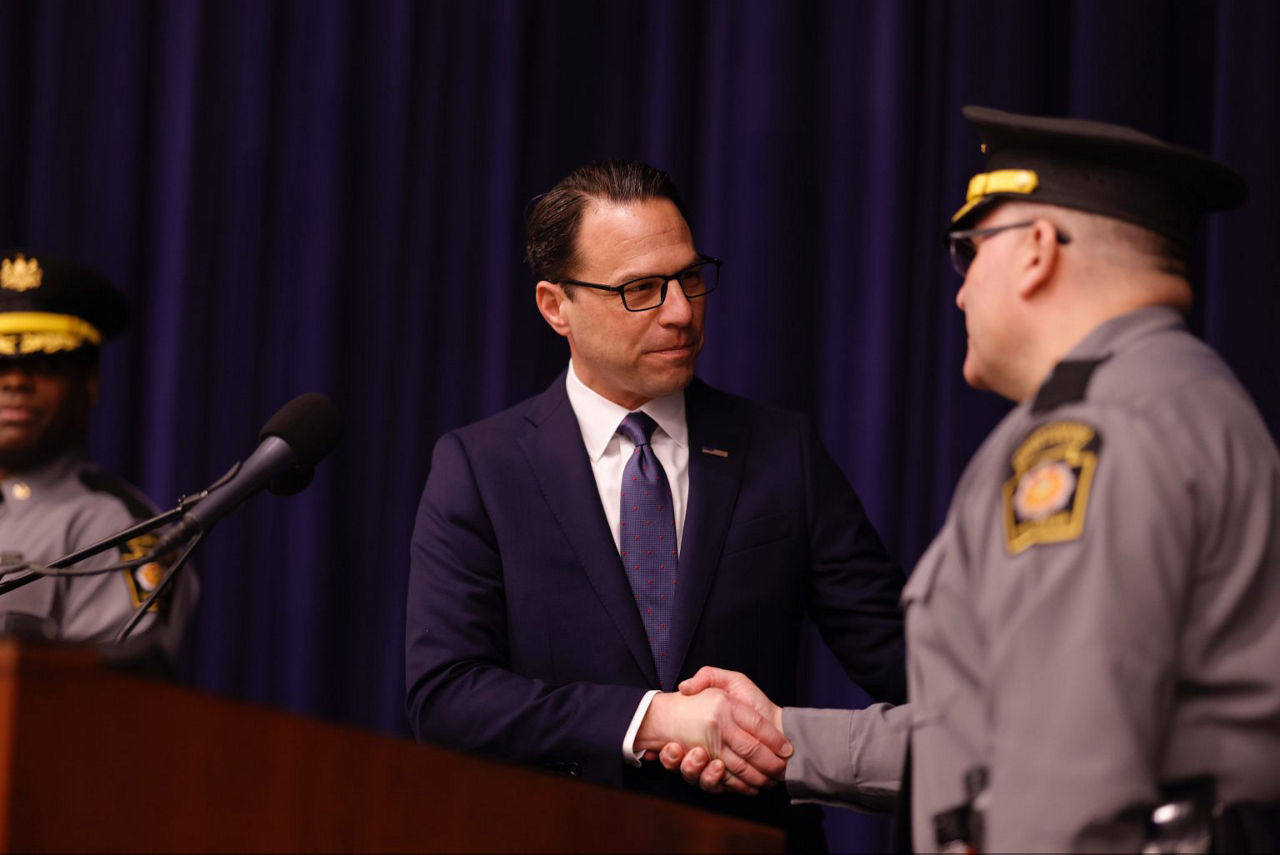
[557,256,722,312]
[947,220,1072,277]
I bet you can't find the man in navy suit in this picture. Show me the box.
[405,160,905,850]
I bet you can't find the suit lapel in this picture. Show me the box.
[669,380,748,683]
[518,374,660,686]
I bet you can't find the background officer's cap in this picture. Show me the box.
[951,106,1248,246]
[0,250,128,359]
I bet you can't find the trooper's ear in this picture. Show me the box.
[1015,218,1065,299]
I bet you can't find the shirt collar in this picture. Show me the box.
[1019,305,1187,413]
[565,361,689,461]
[0,450,81,496]
[1061,304,1186,362]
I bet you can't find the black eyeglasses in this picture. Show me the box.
[947,221,1072,277]
[559,257,721,312]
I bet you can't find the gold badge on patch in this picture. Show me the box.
[119,533,173,610]
[1002,420,1101,554]
[0,254,43,292]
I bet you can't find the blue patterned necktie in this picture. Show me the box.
[617,412,680,690]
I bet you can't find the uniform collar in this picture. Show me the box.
[0,450,82,501]
[1022,306,1187,414]
[565,360,688,461]
[1059,304,1186,363]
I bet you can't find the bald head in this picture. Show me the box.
[1022,203,1187,278]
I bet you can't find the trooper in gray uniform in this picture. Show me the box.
[0,250,194,663]
[660,107,1280,853]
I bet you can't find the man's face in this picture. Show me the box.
[0,354,97,475]
[954,208,1026,395]
[545,198,705,409]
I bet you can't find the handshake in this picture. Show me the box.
[635,667,787,796]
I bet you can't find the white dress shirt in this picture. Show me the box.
[563,361,689,765]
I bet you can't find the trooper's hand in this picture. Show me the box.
[654,668,788,795]
[636,687,792,795]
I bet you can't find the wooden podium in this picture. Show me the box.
[0,640,782,853]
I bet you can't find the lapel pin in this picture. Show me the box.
[700,447,729,458]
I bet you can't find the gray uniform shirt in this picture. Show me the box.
[784,306,1280,852]
[0,452,194,658]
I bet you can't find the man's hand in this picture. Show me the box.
[682,667,783,730]
[634,686,792,796]
[657,667,785,794]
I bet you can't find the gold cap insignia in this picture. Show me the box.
[951,169,1041,223]
[0,254,43,292]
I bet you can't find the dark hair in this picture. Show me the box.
[525,160,690,286]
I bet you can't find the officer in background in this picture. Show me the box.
[666,107,1280,852]
[0,250,194,664]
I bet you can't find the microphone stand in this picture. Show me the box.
[0,465,239,638]
[0,506,188,596]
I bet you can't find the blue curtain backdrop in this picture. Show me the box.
[3,0,1279,850]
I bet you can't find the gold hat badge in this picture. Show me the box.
[0,254,43,292]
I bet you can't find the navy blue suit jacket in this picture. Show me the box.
[406,374,906,834]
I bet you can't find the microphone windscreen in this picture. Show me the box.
[258,393,344,467]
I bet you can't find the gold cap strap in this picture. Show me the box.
[0,311,103,356]
[952,169,1040,222]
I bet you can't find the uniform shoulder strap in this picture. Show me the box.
[77,469,155,521]
[1031,356,1110,415]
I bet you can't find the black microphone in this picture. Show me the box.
[151,393,343,556]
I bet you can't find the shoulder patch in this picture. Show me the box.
[119,532,173,612]
[1031,357,1109,414]
[1002,420,1102,554]
[77,470,156,521]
